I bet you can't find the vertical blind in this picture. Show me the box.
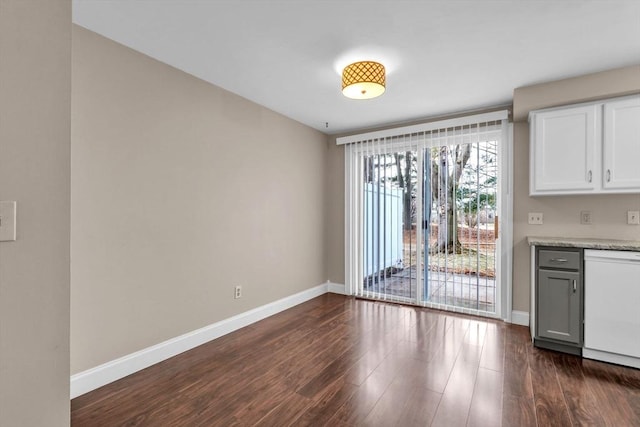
[344,111,509,317]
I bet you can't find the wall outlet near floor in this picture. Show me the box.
[628,211,640,225]
[580,211,592,225]
[234,285,242,299]
[528,212,544,225]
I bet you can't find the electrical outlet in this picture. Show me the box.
[234,285,242,299]
[628,211,640,225]
[528,212,543,225]
[580,211,592,225]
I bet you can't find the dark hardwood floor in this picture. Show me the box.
[71,293,640,426]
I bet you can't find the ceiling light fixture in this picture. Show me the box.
[341,61,386,100]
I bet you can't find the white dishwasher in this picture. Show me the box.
[584,249,640,369]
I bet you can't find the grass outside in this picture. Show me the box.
[402,224,496,278]
[427,249,496,278]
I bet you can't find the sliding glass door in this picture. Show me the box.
[345,115,509,318]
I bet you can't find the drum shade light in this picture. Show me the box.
[341,61,386,100]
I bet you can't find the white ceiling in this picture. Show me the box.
[72,1,640,135]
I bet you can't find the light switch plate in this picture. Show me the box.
[628,211,640,225]
[0,201,17,241]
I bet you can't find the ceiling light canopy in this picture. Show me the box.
[341,61,386,100]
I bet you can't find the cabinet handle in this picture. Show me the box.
[573,280,577,293]
[550,258,568,263]
[587,170,592,183]
[606,169,611,182]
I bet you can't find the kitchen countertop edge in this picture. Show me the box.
[527,236,640,251]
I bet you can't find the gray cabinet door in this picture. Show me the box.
[537,269,581,344]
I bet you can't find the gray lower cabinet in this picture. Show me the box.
[535,247,583,355]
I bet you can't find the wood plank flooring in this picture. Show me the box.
[71,293,640,426]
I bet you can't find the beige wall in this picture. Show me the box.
[0,1,71,425]
[512,65,640,312]
[325,141,345,284]
[71,26,328,374]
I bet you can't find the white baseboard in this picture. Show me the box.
[510,310,530,326]
[327,282,346,295]
[70,283,328,399]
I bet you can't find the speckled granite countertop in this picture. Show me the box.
[527,236,640,251]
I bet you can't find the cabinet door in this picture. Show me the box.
[530,105,599,195]
[537,270,581,344]
[603,96,640,190]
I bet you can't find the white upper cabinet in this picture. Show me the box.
[530,104,599,194]
[529,95,640,196]
[603,97,640,190]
